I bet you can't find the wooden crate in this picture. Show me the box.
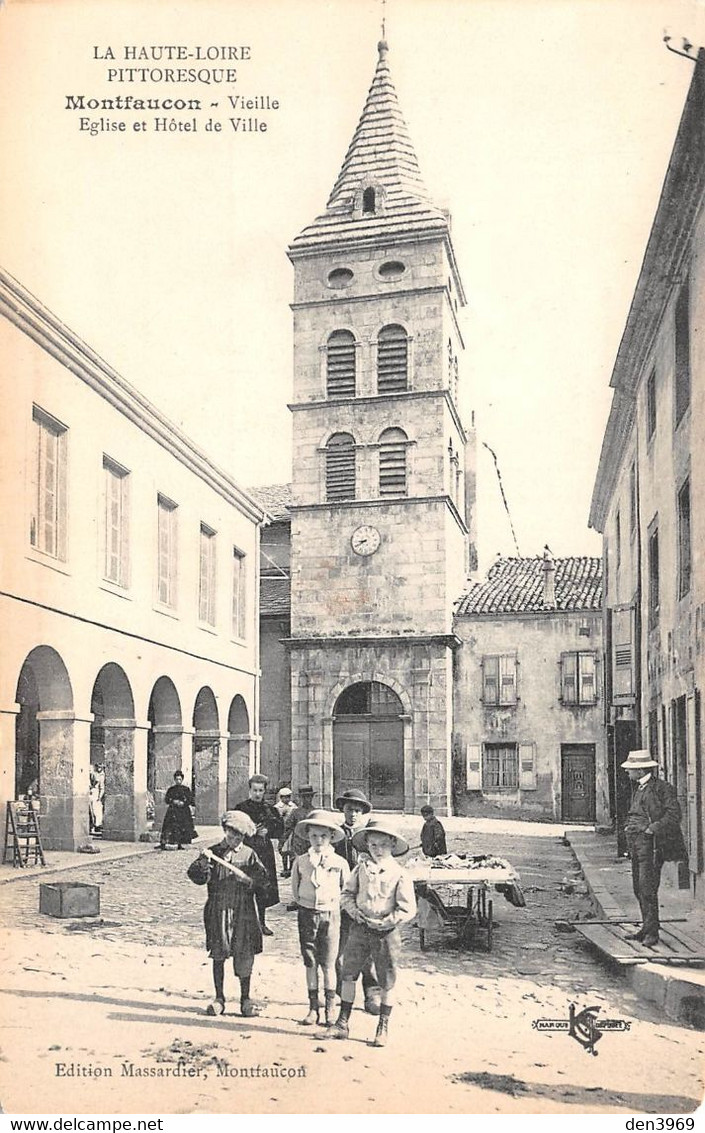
[39,882,100,918]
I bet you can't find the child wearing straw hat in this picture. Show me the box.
[187,810,269,1017]
[332,817,416,1048]
[290,809,350,1027]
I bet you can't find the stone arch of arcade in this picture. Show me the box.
[14,645,78,851]
[192,686,221,823]
[90,663,140,842]
[226,695,252,808]
[147,676,183,830]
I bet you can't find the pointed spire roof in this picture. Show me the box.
[290,40,450,253]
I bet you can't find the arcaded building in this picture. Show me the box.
[0,270,264,850]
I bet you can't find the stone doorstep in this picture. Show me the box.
[565,830,705,1027]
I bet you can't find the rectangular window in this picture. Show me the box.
[561,652,598,705]
[674,279,691,427]
[677,478,691,599]
[629,463,637,541]
[648,521,659,625]
[646,368,657,440]
[198,524,217,626]
[482,655,517,706]
[156,494,178,608]
[482,743,519,789]
[30,407,67,559]
[232,546,246,639]
[103,457,129,586]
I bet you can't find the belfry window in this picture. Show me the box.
[362,187,376,214]
[326,433,356,502]
[378,427,408,497]
[326,330,356,398]
[377,324,408,393]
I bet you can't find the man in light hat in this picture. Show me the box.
[334,787,382,1015]
[621,749,687,946]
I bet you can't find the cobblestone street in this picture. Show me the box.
[1,820,703,1114]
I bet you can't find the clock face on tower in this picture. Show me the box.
[351,525,381,557]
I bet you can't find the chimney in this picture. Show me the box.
[542,545,556,608]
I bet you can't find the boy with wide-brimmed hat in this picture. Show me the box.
[621,749,687,946]
[290,809,350,1027]
[332,817,416,1047]
[333,787,382,1014]
[187,810,269,1018]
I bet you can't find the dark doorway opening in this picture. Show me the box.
[333,681,404,810]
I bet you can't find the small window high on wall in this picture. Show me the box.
[377,324,408,393]
[326,433,356,502]
[326,330,356,398]
[362,187,376,214]
[30,406,68,560]
[378,427,408,497]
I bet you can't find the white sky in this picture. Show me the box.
[1,0,703,572]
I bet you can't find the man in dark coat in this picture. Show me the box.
[334,788,382,1015]
[621,749,688,947]
[235,774,283,935]
[420,805,447,858]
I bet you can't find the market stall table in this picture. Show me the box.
[406,855,525,952]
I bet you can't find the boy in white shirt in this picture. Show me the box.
[332,817,416,1047]
[290,809,350,1027]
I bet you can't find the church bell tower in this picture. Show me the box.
[287,39,475,815]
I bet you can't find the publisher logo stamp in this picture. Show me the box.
[532,1003,631,1056]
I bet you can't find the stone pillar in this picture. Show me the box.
[304,670,325,802]
[0,704,20,818]
[400,714,413,812]
[103,717,140,842]
[322,716,334,808]
[36,709,89,851]
[411,667,432,807]
[227,732,256,809]
[152,725,186,827]
[193,730,224,824]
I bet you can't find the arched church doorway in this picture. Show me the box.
[333,681,404,810]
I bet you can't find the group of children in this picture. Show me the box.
[187,786,445,1047]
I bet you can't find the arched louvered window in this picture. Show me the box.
[379,427,408,498]
[326,433,356,502]
[377,324,408,393]
[326,330,356,398]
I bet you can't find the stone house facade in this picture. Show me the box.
[589,49,704,898]
[0,269,264,850]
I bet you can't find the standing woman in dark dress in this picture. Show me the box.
[234,774,283,935]
[160,771,196,850]
[187,810,268,1017]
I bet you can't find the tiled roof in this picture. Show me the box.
[249,483,292,523]
[455,556,602,617]
[260,575,291,617]
[289,41,449,253]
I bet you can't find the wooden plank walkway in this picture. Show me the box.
[573,919,705,966]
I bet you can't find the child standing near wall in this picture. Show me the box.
[290,809,350,1027]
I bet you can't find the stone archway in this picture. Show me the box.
[333,681,405,810]
[192,687,221,823]
[147,677,183,831]
[91,663,138,841]
[15,646,78,850]
[226,696,251,807]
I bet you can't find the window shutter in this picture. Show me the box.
[519,742,537,790]
[500,655,517,705]
[482,657,499,705]
[377,325,408,393]
[466,744,482,791]
[326,331,356,398]
[561,652,577,704]
[611,604,635,702]
[579,653,596,705]
[378,428,408,497]
[326,433,356,501]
